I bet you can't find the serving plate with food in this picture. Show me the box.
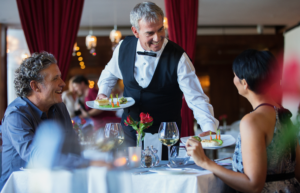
[181,131,236,150]
[86,94,135,111]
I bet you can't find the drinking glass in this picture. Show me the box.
[104,123,125,146]
[158,122,179,166]
[169,146,190,167]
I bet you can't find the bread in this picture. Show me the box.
[94,98,109,106]
[201,139,220,147]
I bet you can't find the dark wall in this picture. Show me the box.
[68,34,284,124]
[194,35,284,124]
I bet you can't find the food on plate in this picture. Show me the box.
[116,94,120,106]
[212,139,223,146]
[94,98,109,106]
[110,94,115,107]
[201,139,220,147]
[119,97,127,104]
[193,136,201,142]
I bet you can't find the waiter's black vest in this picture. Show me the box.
[119,36,184,133]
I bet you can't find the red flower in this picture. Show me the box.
[140,112,146,123]
[140,112,153,124]
[125,115,134,126]
[124,112,153,146]
[81,118,86,125]
[219,114,227,120]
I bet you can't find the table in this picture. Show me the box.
[1,161,234,193]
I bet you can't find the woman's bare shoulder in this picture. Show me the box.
[240,112,267,133]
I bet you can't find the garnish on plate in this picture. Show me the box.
[119,97,127,104]
[110,94,114,107]
[193,136,201,142]
[116,94,120,106]
[212,130,223,145]
[94,94,121,108]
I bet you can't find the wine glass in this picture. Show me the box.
[158,122,179,167]
[94,123,124,152]
[104,123,125,146]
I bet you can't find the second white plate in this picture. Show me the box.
[180,134,236,150]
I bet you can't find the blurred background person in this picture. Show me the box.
[187,49,300,193]
[72,75,121,131]
[62,76,82,118]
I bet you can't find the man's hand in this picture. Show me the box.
[96,94,108,100]
[199,131,216,137]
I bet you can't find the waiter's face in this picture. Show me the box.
[131,16,165,52]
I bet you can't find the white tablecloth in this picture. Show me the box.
[1,162,231,193]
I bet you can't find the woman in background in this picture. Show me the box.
[186,49,300,193]
[62,76,82,118]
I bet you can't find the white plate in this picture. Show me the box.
[86,97,135,111]
[148,168,190,175]
[180,134,236,150]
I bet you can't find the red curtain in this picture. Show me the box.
[165,0,199,137]
[16,0,84,80]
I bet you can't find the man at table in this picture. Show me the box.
[0,52,109,190]
[97,2,218,159]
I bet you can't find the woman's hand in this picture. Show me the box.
[186,137,211,169]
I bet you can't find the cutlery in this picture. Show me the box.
[132,170,154,175]
[214,157,232,162]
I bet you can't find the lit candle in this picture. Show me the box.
[113,157,127,167]
[128,147,141,168]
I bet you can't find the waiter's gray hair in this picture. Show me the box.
[130,1,164,32]
[14,52,57,97]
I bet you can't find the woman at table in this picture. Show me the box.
[186,49,300,193]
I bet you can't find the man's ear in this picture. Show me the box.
[131,26,139,38]
[30,80,41,92]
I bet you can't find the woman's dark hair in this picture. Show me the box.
[232,49,278,94]
[72,75,89,85]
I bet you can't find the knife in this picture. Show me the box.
[214,157,232,162]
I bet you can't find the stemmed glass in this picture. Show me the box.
[158,122,179,167]
[94,123,124,152]
[104,123,125,147]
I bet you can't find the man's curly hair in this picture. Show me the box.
[14,52,57,97]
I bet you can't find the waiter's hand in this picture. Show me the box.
[199,131,216,137]
[96,94,108,100]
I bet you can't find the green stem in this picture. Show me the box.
[137,132,140,146]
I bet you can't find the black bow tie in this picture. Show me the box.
[137,51,157,57]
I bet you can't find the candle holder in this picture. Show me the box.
[128,147,141,168]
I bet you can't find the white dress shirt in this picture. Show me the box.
[97,38,219,132]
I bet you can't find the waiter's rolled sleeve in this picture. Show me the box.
[201,122,217,133]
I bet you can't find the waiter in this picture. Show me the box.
[97,1,219,159]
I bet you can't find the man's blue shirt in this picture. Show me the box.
[0,97,86,189]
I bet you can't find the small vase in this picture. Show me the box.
[136,133,142,147]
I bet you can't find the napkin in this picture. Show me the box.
[144,133,162,160]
